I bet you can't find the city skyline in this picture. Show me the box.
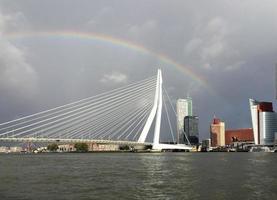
[0,0,277,140]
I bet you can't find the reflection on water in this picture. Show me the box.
[135,153,197,199]
[0,153,276,200]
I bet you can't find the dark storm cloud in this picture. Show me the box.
[0,0,277,140]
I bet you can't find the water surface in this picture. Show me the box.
[0,153,276,200]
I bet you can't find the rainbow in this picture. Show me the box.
[6,30,211,90]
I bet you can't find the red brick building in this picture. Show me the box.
[225,128,254,145]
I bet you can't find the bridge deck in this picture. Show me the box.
[0,137,152,146]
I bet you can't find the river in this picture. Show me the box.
[0,153,276,200]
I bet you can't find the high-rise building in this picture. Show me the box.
[210,117,225,147]
[176,97,193,143]
[184,116,199,144]
[249,99,277,145]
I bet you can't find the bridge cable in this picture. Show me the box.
[0,76,156,129]
[0,83,155,137]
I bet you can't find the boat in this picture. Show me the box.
[249,146,275,152]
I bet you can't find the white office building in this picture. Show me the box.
[176,98,192,144]
[249,99,277,145]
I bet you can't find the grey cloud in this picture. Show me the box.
[0,11,38,99]
[184,16,243,71]
[100,71,128,84]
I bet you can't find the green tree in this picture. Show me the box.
[74,143,89,152]
[47,143,59,152]
[119,145,130,151]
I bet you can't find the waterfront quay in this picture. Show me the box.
[0,139,151,153]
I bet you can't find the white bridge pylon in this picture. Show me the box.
[138,69,191,151]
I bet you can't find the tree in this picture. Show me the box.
[119,145,130,151]
[47,143,59,152]
[74,143,89,152]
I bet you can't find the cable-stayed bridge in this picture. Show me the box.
[0,70,191,151]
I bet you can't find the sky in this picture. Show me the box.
[0,0,277,141]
